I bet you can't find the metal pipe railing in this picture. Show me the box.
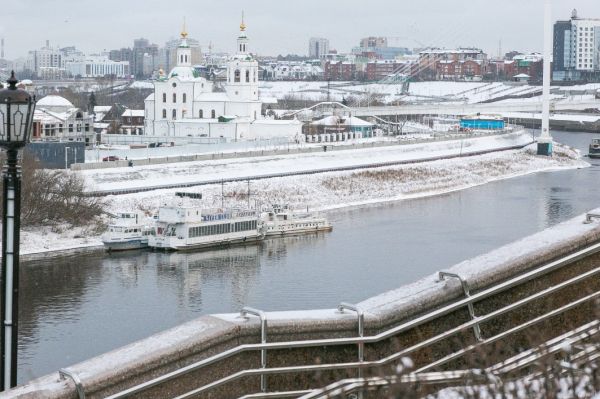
[303,323,600,399]
[584,213,600,224]
[58,368,85,399]
[240,307,267,393]
[105,242,600,399]
[337,303,364,379]
[166,282,600,399]
[438,271,482,341]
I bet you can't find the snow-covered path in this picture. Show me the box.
[81,131,533,193]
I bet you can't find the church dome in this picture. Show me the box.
[37,95,74,110]
[169,66,203,81]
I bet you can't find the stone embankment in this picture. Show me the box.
[4,210,600,398]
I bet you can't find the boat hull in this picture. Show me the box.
[265,225,333,237]
[150,234,263,252]
[103,239,149,252]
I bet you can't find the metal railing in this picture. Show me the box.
[302,320,600,398]
[97,241,600,399]
[585,213,600,224]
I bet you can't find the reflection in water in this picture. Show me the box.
[546,186,575,226]
[17,130,600,383]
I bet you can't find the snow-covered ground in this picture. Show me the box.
[258,80,600,107]
[81,131,534,193]
[21,140,587,257]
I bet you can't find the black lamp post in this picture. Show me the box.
[0,71,35,390]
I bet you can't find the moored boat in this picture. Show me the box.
[148,206,264,251]
[589,138,600,159]
[261,204,332,237]
[102,212,155,251]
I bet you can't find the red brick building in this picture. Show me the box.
[324,61,356,81]
[435,60,485,80]
[366,60,414,81]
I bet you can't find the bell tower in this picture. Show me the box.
[176,18,192,67]
[226,12,259,103]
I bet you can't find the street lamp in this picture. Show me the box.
[0,71,35,390]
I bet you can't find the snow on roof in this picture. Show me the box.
[419,48,483,55]
[33,109,63,124]
[168,66,204,82]
[513,73,531,78]
[252,118,302,125]
[194,92,231,102]
[37,95,74,109]
[94,106,112,113]
[145,93,155,101]
[130,81,154,89]
[121,109,145,118]
[259,96,278,104]
[311,115,374,127]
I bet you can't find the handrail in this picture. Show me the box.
[58,368,85,399]
[240,307,267,392]
[173,285,600,399]
[105,241,600,399]
[438,271,482,341]
[584,213,600,224]
[302,322,600,399]
[337,302,364,379]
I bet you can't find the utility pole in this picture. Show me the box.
[538,0,553,156]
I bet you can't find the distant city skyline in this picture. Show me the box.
[0,0,597,59]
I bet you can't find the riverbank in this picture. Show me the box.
[18,142,587,260]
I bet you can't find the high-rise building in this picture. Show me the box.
[27,41,65,78]
[360,37,388,49]
[553,9,600,81]
[308,38,329,59]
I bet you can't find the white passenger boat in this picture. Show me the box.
[261,205,332,237]
[102,212,155,251]
[148,206,264,251]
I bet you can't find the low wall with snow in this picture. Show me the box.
[5,210,600,398]
[71,130,511,172]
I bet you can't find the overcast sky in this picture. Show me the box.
[0,0,597,59]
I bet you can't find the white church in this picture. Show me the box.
[144,20,302,141]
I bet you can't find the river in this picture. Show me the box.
[17,130,600,383]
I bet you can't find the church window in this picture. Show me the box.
[172,83,177,88]
[172,109,177,119]
[211,109,216,118]
[185,55,188,63]
[162,109,166,118]
[246,70,250,82]
[162,93,166,103]
[199,110,203,118]
[234,69,240,82]
[173,93,176,103]
[183,93,187,103]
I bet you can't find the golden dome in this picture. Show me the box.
[181,17,188,39]
[240,11,246,32]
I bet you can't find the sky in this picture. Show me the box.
[0,0,597,59]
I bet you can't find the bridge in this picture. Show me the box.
[5,209,600,398]
[287,99,600,119]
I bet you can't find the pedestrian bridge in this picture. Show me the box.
[288,99,600,118]
[5,210,600,398]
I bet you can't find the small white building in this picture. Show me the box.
[144,20,302,142]
[32,95,95,144]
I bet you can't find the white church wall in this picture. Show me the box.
[250,121,302,140]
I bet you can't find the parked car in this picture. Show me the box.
[102,156,120,162]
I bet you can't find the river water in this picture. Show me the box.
[17,130,600,383]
